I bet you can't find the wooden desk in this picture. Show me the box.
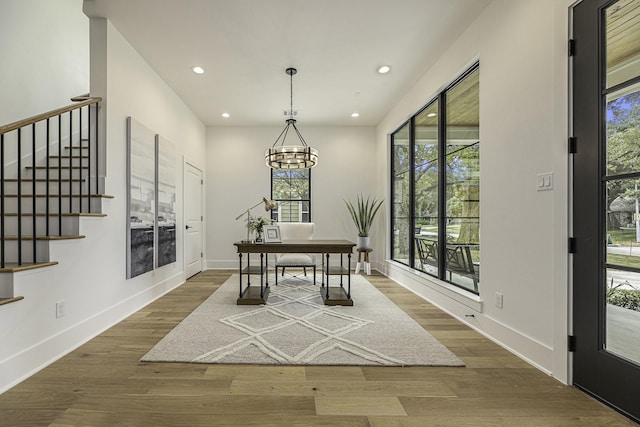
[234,240,356,305]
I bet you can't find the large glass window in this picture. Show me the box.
[271,168,311,222]
[445,68,480,291]
[391,64,480,294]
[414,101,439,276]
[391,124,411,264]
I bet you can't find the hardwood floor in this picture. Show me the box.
[0,270,636,426]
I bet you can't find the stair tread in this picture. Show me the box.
[0,296,25,305]
[48,155,88,159]
[3,213,107,217]
[3,235,86,241]
[3,178,84,182]
[0,262,58,273]
[3,193,113,198]
[26,166,89,169]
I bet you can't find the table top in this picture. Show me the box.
[234,239,356,254]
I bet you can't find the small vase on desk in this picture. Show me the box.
[255,231,264,244]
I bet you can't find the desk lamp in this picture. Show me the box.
[235,197,278,243]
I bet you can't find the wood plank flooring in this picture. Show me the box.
[0,270,636,426]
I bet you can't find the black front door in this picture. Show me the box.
[572,0,640,422]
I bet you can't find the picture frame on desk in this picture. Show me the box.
[263,225,281,243]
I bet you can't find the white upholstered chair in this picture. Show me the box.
[274,222,316,285]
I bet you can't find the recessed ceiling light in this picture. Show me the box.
[192,66,205,74]
[351,112,360,118]
[377,65,391,74]
[427,112,436,117]
[221,112,230,118]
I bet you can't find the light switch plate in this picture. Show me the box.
[537,172,553,191]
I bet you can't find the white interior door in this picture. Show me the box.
[184,161,203,278]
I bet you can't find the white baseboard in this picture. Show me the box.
[383,261,558,382]
[0,273,185,394]
[206,260,237,270]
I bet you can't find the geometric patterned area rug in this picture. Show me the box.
[140,274,464,367]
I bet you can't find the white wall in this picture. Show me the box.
[377,0,573,383]
[206,126,377,268]
[0,12,206,393]
[0,0,89,125]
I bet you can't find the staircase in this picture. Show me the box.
[0,96,107,305]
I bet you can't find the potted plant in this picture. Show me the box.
[248,216,271,243]
[345,194,384,249]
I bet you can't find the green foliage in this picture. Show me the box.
[272,169,309,200]
[345,195,384,237]
[605,91,640,204]
[606,253,640,269]
[248,216,271,233]
[607,288,640,312]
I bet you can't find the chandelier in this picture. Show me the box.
[265,68,318,169]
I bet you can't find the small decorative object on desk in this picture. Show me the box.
[235,197,278,243]
[248,217,271,243]
[263,225,281,243]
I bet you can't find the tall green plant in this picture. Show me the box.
[345,195,384,237]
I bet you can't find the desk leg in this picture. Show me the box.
[320,251,353,306]
[247,253,251,286]
[347,252,352,298]
[238,252,243,298]
[260,253,264,298]
[237,251,270,305]
[325,253,330,300]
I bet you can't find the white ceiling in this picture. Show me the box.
[84,0,491,127]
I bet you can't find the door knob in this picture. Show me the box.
[186,225,193,230]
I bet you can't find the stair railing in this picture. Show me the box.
[0,95,102,268]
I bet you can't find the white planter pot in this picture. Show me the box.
[357,236,371,249]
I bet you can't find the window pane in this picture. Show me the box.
[445,67,480,292]
[606,82,640,177]
[272,200,310,223]
[606,0,640,89]
[605,268,640,365]
[414,101,439,275]
[272,169,309,200]
[607,180,640,270]
[603,0,640,370]
[392,124,411,265]
[271,168,310,223]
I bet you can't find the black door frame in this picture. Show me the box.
[572,0,640,422]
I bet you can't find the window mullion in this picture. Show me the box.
[409,116,416,268]
[437,92,447,281]
[308,169,312,222]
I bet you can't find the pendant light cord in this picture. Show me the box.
[290,70,294,119]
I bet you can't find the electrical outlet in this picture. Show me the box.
[56,300,65,318]
[495,292,503,309]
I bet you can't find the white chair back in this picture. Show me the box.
[277,222,315,241]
